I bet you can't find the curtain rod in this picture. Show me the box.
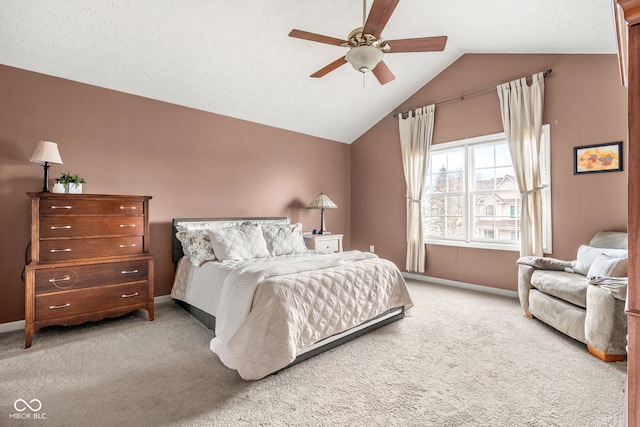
[393,68,552,118]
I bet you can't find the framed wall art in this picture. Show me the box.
[573,141,623,174]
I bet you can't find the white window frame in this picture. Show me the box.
[424,125,552,253]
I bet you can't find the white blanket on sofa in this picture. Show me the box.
[209,251,413,380]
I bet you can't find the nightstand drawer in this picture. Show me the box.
[39,199,143,216]
[39,236,143,261]
[303,234,343,253]
[35,282,148,322]
[39,216,144,239]
[34,260,149,293]
[317,239,340,252]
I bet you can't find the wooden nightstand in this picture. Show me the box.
[304,234,343,253]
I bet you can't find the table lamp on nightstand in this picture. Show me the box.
[307,192,337,234]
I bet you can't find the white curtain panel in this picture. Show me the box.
[398,105,435,272]
[497,73,545,257]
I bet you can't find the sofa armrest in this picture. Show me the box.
[589,278,628,301]
[517,256,574,271]
[585,284,628,355]
[517,256,575,318]
[517,264,538,317]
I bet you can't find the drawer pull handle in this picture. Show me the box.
[119,243,136,248]
[119,224,136,228]
[50,205,72,209]
[122,269,139,274]
[49,275,71,283]
[49,303,71,310]
[50,225,72,230]
[50,248,71,253]
[122,292,139,298]
[120,205,137,210]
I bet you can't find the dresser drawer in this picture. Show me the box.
[34,260,149,293]
[39,236,143,261]
[39,216,144,239]
[35,282,148,322]
[39,199,143,216]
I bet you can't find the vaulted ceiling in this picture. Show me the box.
[0,1,617,144]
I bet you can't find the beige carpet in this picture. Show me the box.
[0,280,626,426]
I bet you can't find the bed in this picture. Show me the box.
[170,217,413,380]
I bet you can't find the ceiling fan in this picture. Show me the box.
[288,0,447,85]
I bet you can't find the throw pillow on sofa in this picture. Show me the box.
[586,253,628,280]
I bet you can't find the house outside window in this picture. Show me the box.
[423,125,551,252]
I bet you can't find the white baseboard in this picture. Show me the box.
[403,272,518,299]
[0,319,25,334]
[155,295,173,304]
[0,295,176,335]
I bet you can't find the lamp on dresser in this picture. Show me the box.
[30,141,63,192]
[307,192,337,234]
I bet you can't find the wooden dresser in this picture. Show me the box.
[24,193,154,348]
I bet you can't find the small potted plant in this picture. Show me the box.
[58,172,86,194]
[51,178,66,193]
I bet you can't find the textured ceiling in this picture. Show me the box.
[0,0,617,144]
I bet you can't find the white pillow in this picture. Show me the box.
[207,223,271,261]
[574,245,628,275]
[176,221,241,231]
[587,254,628,280]
[262,223,307,256]
[175,230,217,266]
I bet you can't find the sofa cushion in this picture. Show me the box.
[586,254,628,280]
[530,270,589,308]
[574,245,628,276]
[589,231,628,250]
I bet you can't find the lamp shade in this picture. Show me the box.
[345,45,384,73]
[307,193,337,210]
[30,141,63,165]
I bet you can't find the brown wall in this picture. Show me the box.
[0,65,350,325]
[351,54,628,291]
[0,54,629,324]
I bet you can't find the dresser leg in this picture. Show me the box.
[148,303,155,321]
[25,324,34,349]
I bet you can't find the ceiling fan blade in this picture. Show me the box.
[384,36,448,53]
[372,60,395,85]
[310,57,348,78]
[289,29,347,47]
[363,0,399,38]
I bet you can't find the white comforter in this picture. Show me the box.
[208,251,413,380]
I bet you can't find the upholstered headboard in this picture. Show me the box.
[171,217,289,264]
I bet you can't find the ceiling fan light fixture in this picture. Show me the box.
[345,45,383,73]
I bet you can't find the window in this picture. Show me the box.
[423,125,551,252]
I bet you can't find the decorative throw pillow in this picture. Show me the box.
[175,230,217,266]
[207,223,271,261]
[262,223,307,256]
[574,245,628,276]
[587,253,628,280]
